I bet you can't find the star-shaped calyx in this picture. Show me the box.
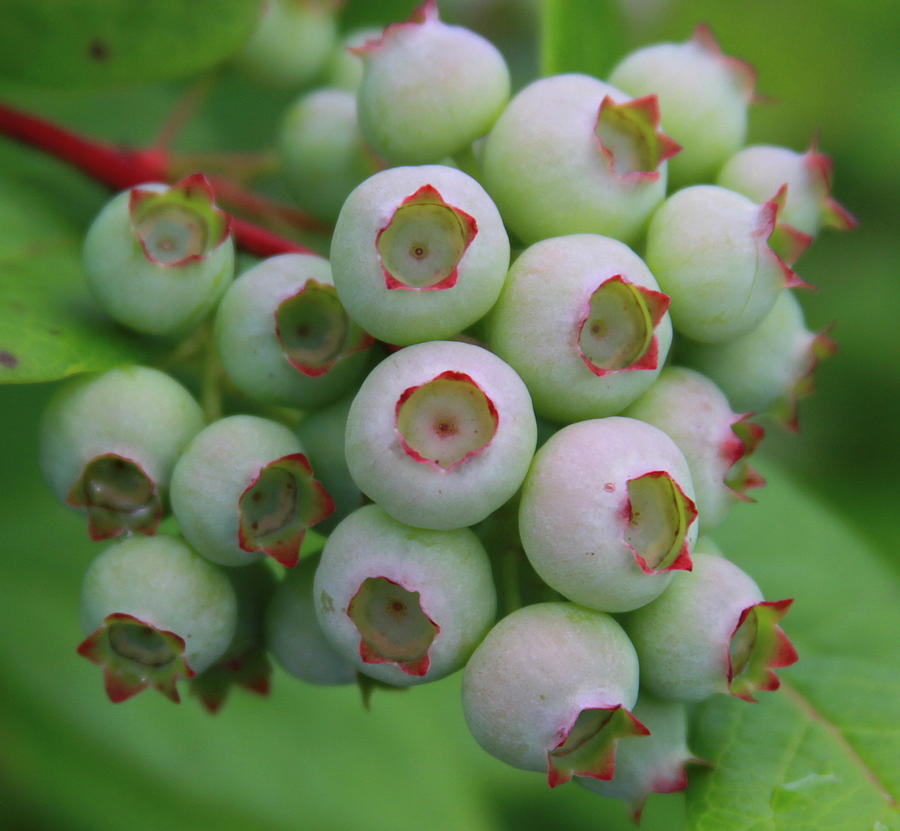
[804,140,858,231]
[351,0,440,56]
[756,184,815,289]
[727,599,799,701]
[722,413,766,500]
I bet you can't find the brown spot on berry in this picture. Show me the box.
[89,39,109,61]
[0,351,18,368]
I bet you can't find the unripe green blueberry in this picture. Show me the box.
[330,164,510,345]
[717,142,858,239]
[625,543,798,703]
[609,25,755,187]
[266,554,357,686]
[486,234,673,423]
[683,291,836,430]
[624,367,765,528]
[189,562,277,713]
[295,395,365,533]
[519,417,698,613]
[278,89,380,223]
[215,254,374,409]
[313,504,496,686]
[355,0,510,165]
[345,340,537,530]
[78,535,237,703]
[83,175,234,336]
[324,27,382,91]
[170,415,333,568]
[645,185,811,344]
[578,694,699,822]
[235,0,337,88]
[40,366,204,541]
[462,603,647,786]
[481,73,679,245]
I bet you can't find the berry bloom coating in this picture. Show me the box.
[235,0,337,88]
[83,175,234,336]
[462,603,646,786]
[345,340,537,530]
[609,26,755,187]
[625,544,798,703]
[278,89,380,223]
[330,165,510,345]
[645,185,810,344]
[325,27,382,91]
[190,562,276,713]
[578,694,699,822]
[39,366,204,541]
[170,415,333,568]
[481,73,679,245]
[355,0,510,165]
[486,234,673,423]
[215,254,374,410]
[717,142,858,239]
[267,554,357,686]
[519,417,698,613]
[683,291,836,431]
[624,367,765,528]
[78,535,237,703]
[295,395,365,533]
[313,504,496,686]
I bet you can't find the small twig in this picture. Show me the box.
[152,73,218,152]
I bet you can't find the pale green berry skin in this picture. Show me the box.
[624,546,763,703]
[278,89,379,223]
[83,185,234,336]
[481,74,668,246]
[356,12,510,165]
[684,291,825,415]
[609,34,751,187]
[40,366,204,512]
[215,254,371,410]
[313,504,496,687]
[486,234,673,423]
[462,603,639,773]
[81,535,238,675]
[578,694,693,817]
[266,554,357,686]
[296,395,364,533]
[330,165,510,345]
[325,27,383,92]
[236,0,337,88]
[646,185,786,344]
[624,367,751,528]
[170,415,306,567]
[519,417,697,613]
[345,340,537,530]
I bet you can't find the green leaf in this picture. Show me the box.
[0,0,260,89]
[0,148,152,383]
[539,0,625,78]
[683,459,900,830]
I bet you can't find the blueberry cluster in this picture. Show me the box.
[42,0,854,818]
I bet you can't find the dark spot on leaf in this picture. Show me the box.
[89,39,109,61]
[0,351,18,369]
[49,328,62,335]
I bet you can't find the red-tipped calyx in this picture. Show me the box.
[395,370,499,470]
[722,413,766,501]
[67,453,163,541]
[594,95,681,183]
[352,0,439,56]
[238,453,334,568]
[691,24,757,101]
[130,173,231,267]
[190,645,273,714]
[376,185,477,290]
[274,280,374,377]
[77,612,195,704]
[727,598,798,702]
[547,705,649,788]
[773,325,838,432]
[347,576,439,677]
[804,141,858,231]
[624,471,697,574]
[756,186,815,289]
[576,275,670,377]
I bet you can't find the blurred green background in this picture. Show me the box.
[1,0,898,829]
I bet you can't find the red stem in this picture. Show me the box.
[0,102,316,257]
